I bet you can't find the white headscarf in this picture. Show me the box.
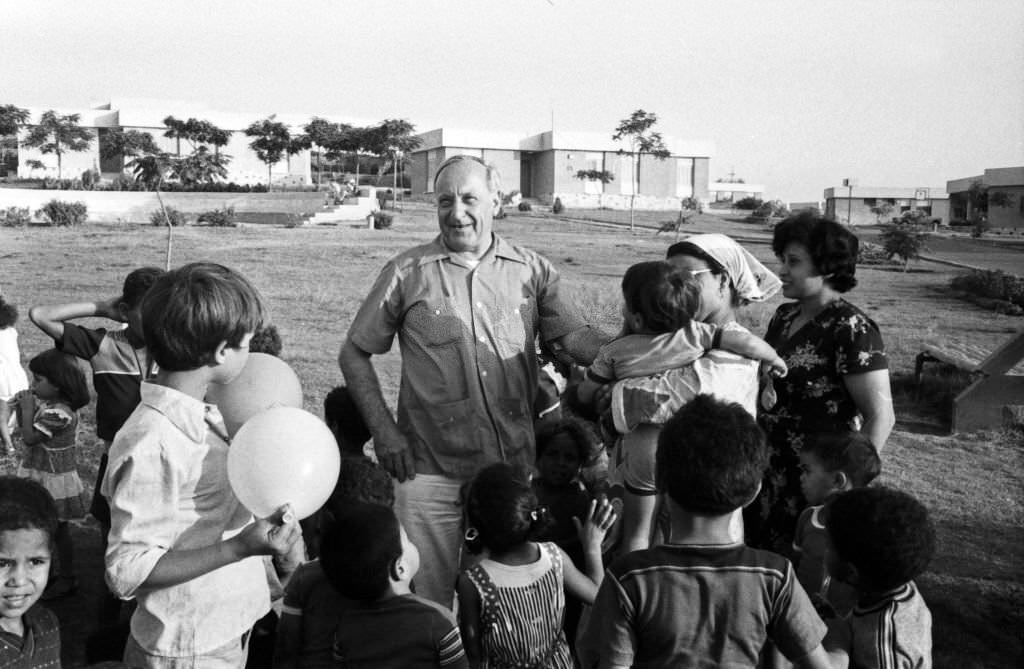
[676,233,781,302]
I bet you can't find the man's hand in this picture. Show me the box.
[375,433,416,482]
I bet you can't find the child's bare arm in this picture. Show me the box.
[16,392,46,446]
[718,330,787,376]
[0,401,13,452]
[455,574,484,668]
[575,375,604,406]
[564,498,617,603]
[141,507,301,590]
[29,298,122,341]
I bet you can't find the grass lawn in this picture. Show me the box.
[1,204,1022,667]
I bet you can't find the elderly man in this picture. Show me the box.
[339,155,606,606]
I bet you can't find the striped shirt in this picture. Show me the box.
[331,593,467,668]
[849,582,931,669]
[464,542,573,669]
[582,542,826,668]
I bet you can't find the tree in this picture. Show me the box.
[21,110,95,180]
[100,128,160,167]
[304,117,336,186]
[162,116,232,157]
[658,196,701,240]
[613,109,671,231]
[337,126,375,188]
[245,115,302,191]
[0,104,29,172]
[870,200,895,224]
[967,179,1016,235]
[880,224,930,271]
[370,119,421,209]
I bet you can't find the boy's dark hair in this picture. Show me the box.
[621,261,701,334]
[826,487,935,591]
[141,262,264,371]
[319,501,402,602]
[0,476,59,545]
[656,395,768,514]
[465,463,553,555]
[324,386,372,453]
[0,296,18,329]
[120,267,165,309]
[29,349,90,410]
[535,417,594,464]
[803,432,881,488]
[249,324,282,357]
[324,456,395,518]
[771,212,859,293]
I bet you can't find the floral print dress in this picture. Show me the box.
[748,299,887,553]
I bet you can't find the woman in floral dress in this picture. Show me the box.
[750,213,895,553]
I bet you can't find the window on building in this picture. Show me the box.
[863,198,877,206]
[885,198,896,205]
[583,153,603,195]
[675,158,694,198]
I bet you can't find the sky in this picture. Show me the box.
[2,0,1022,202]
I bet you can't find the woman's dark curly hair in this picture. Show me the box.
[0,296,18,329]
[772,212,859,293]
[464,463,553,555]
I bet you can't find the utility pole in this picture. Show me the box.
[842,178,857,225]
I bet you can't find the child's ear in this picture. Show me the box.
[389,556,404,583]
[211,340,230,365]
[833,471,850,490]
[117,301,131,319]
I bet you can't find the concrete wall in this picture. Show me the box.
[480,148,520,194]
[693,158,710,201]
[531,151,556,202]
[0,189,325,223]
[989,186,1024,229]
[639,154,675,198]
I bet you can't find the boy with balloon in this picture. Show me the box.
[101,262,308,668]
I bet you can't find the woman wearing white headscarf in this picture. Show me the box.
[605,234,781,552]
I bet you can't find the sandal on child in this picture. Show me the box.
[41,575,78,601]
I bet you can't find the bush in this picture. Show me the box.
[150,207,188,227]
[734,196,763,210]
[951,270,1024,309]
[518,201,532,212]
[35,200,88,226]
[552,197,564,215]
[879,224,929,270]
[197,206,236,227]
[0,207,31,227]
[372,211,394,230]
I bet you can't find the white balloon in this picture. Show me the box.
[228,406,340,520]
[206,353,304,437]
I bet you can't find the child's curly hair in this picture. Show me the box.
[825,487,936,592]
[0,296,18,329]
[535,417,598,464]
[465,463,553,555]
[621,261,702,334]
[0,476,59,546]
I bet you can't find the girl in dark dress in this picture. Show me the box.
[749,213,895,553]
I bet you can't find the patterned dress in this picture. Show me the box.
[14,394,88,520]
[464,542,573,669]
[749,299,887,553]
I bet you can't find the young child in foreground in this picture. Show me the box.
[794,432,881,617]
[0,476,61,667]
[0,296,29,450]
[824,487,935,669]
[319,501,468,668]
[101,262,302,668]
[2,349,91,600]
[575,260,786,406]
[579,395,843,669]
[274,456,395,668]
[457,463,616,669]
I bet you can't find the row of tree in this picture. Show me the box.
[0,104,421,192]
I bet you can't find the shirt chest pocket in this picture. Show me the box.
[493,295,536,350]
[405,298,465,347]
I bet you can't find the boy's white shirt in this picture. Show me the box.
[102,381,269,656]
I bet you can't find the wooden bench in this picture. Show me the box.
[915,331,1024,432]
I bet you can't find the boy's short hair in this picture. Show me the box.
[802,432,881,488]
[0,296,18,329]
[621,261,701,334]
[324,386,372,451]
[319,501,401,602]
[121,267,165,309]
[141,262,263,371]
[0,476,59,544]
[826,487,936,592]
[325,456,395,517]
[656,395,768,514]
[249,324,282,357]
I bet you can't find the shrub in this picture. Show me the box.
[734,196,763,210]
[0,207,31,227]
[372,211,394,230]
[518,201,532,212]
[879,224,929,271]
[552,197,564,215]
[149,206,188,227]
[951,270,1024,309]
[502,190,522,206]
[197,206,236,227]
[35,200,87,226]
